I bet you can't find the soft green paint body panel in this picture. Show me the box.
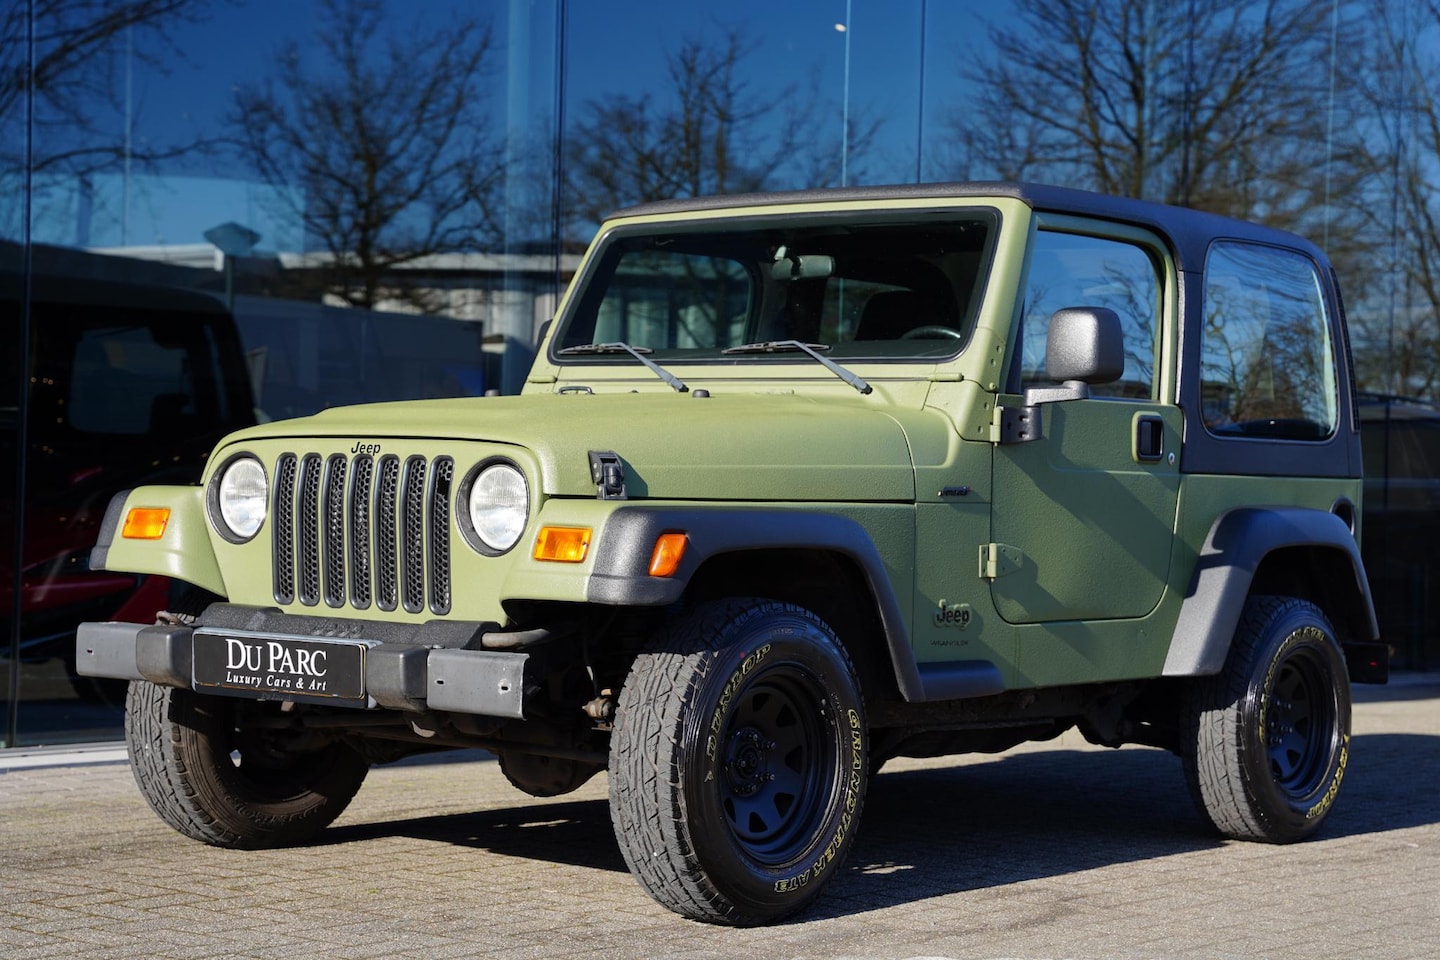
[225,393,923,503]
[913,500,1018,682]
[1175,473,1363,552]
[103,487,227,597]
[991,399,1184,622]
[1008,472,1362,689]
[191,425,927,628]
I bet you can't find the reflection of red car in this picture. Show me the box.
[3,272,255,702]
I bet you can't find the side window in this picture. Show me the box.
[1020,231,1160,399]
[1201,242,1337,440]
[69,324,201,435]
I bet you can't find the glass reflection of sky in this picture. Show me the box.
[21,1,993,253]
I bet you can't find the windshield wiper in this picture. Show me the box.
[556,341,689,393]
[722,340,872,395]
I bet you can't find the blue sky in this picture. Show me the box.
[26,0,997,250]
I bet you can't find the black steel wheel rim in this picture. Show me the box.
[221,704,331,800]
[1265,646,1336,797]
[718,665,838,865]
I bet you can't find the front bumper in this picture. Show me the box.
[76,604,538,719]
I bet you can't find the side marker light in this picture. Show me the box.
[649,532,688,577]
[122,507,171,540]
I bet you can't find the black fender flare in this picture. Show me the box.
[586,507,928,700]
[1163,506,1380,676]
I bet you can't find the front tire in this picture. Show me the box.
[1181,596,1351,843]
[126,680,370,848]
[609,599,868,925]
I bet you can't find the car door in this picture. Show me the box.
[989,218,1182,624]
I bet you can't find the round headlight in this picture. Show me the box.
[217,456,267,541]
[467,462,528,553]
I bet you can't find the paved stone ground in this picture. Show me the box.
[2,677,1437,960]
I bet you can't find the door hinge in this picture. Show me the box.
[979,542,1024,580]
[988,404,1043,445]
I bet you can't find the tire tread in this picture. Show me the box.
[1180,595,1348,843]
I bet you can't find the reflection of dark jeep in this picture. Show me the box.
[1,273,254,704]
[78,184,1386,925]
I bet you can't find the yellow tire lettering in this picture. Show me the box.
[704,644,772,760]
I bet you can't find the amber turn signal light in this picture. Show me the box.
[533,525,591,563]
[648,532,688,577]
[122,507,170,540]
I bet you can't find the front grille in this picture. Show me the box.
[272,452,453,615]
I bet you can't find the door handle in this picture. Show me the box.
[1135,414,1164,462]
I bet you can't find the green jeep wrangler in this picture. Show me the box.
[78,183,1387,925]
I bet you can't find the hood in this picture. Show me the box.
[220,392,924,502]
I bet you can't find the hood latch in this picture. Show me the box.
[589,450,628,500]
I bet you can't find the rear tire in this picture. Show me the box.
[126,680,369,848]
[609,599,867,925]
[1181,596,1351,843]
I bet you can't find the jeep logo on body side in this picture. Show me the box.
[934,599,972,629]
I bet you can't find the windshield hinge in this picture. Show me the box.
[988,404,1043,445]
[589,450,628,500]
[978,542,1023,580]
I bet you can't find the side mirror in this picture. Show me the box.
[1025,307,1124,405]
[535,318,553,348]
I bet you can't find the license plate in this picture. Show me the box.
[192,630,368,704]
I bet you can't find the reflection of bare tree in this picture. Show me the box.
[1202,254,1333,432]
[595,248,747,350]
[1021,239,1157,396]
[565,27,877,240]
[229,0,500,311]
[1346,0,1440,398]
[950,0,1342,223]
[0,0,210,179]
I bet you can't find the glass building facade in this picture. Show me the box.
[5,0,1440,747]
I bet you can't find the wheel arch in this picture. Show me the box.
[91,487,228,597]
[587,507,919,701]
[1164,506,1379,677]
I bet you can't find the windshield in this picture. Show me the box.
[554,212,997,363]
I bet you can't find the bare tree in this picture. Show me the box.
[949,0,1346,222]
[229,0,501,311]
[565,27,878,237]
[1341,0,1440,399]
[0,0,210,179]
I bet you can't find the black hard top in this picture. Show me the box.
[611,181,1330,275]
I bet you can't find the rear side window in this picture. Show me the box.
[1201,242,1337,440]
